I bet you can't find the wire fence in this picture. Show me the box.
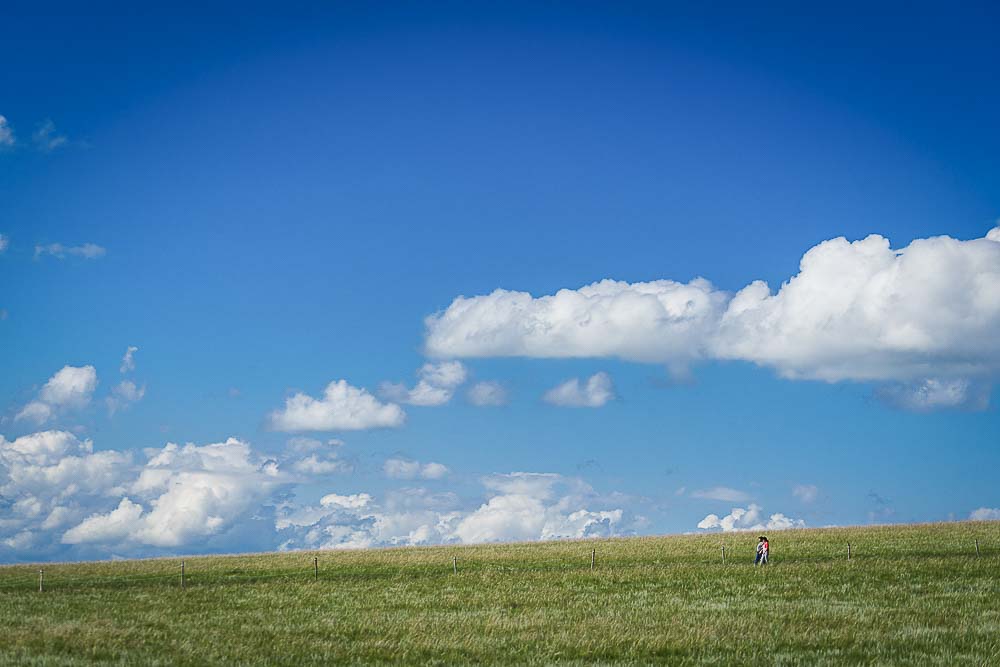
[0,537,993,595]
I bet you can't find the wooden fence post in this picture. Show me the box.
[721,545,725,564]
[975,539,980,558]
[314,556,318,579]
[591,549,596,571]
[453,556,457,574]
[38,569,43,593]
[181,561,186,589]
[847,543,851,561]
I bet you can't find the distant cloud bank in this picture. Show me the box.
[697,504,805,532]
[1,431,634,560]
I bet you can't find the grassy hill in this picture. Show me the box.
[1,521,998,665]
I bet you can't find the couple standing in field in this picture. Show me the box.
[755,536,769,565]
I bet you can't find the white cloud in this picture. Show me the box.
[970,507,1000,521]
[290,454,351,475]
[0,116,14,147]
[63,438,282,548]
[426,278,725,367]
[320,493,373,510]
[63,499,143,545]
[543,372,615,408]
[285,436,344,454]
[106,380,146,416]
[451,494,547,543]
[379,361,468,407]
[383,458,449,480]
[792,484,819,504]
[0,233,8,253]
[875,378,989,412]
[39,365,98,406]
[268,379,405,432]
[15,365,98,424]
[14,401,53,424]
[697,504,805,532]
[1,430,132,557]
[691,486,751,502]
[426,228,1000,409]
[452,473,622,543]
[482,472,561,498]
[120,346,138,374]
[32,120,67,152]
[287,438,351,476]
[34,243,106,260]
[467,381,508,406]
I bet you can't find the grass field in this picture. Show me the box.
[1,521,998,665]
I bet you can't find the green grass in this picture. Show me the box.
[1,521,998,665]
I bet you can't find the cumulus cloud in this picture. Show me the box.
[969,508,1000,521]
[63,438,283,548]
[697,504,805,532]
[691,486,751,502]
[62,498,143,545]
[0,430,132,557]
[32,120,67,152]
[106,380,146,416]
[543,372,615,407]
[38,365,97,406]
[426,278,725,367]
[0,116,14,147]
[383,458,449,480]
[792,484,819,503]
[452,473,622,543]
[0,233,8,253]
[34,243,106,260]
[379,361,468,406]
[426,227,1000,410]
[466,381,509,406]
[120,346,138,374]
[268,379,405,432]
[15,365,98,424]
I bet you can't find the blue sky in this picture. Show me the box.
[2,2,999,561]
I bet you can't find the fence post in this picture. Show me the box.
[591,548,596,571]
[314,556,318,579]
[38,569,43,593]
[847,543,851,561]
[181,561,186,589]
[975,539,980,558]
[721,545,725,564]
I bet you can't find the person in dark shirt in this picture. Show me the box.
[755,536,769,565]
